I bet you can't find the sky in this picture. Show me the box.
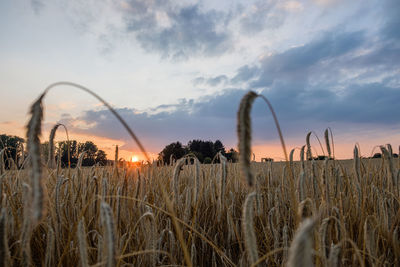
[0,0,399,161]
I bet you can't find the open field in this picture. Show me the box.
[0,86,398,267]
[1,156,399,266]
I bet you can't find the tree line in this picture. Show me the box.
[0,134,108,168]
[158,139,238,164]
[41,140,108,167]
[1,134,238,168]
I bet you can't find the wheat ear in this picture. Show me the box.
[242,191,259,265]
[26,93,46,223]
[0,149,5,175]
[44,226,55,267]
[324,129,331,159]
[77,219,89,267]
[48,123,60,169]
[101,201,116,267]
[237,91,258,186]
[0,208,11,266]
[172,157,186,204]
[287,218,316,267]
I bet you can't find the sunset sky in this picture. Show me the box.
[0,0,399,161]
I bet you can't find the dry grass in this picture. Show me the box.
[0,156,398,266]
[0,85,399,266]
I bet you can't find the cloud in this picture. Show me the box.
[381,0,400,41]
[30,0,45,15]
[60,75,400,155]
[249,30,365,88]
[231,65,260,84]
[123,2,232,59]
[193,75,228,87]
[239,1,286,34]
[54,5,400,154]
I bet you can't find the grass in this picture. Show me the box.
[0,84,399,266]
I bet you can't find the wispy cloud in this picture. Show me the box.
[239,0,286,34]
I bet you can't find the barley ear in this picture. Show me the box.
[26,93,46,222]
[287,218,316,267]
[237,91,258,186]
[242,191,259,265]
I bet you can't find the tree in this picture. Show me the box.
[214,140,225,154]
[372,153,382,159]
[187,139,222,163]
[159,142,187,165]
[78,141,98,166]
[200,141,215,160]
[95,150,107,166]
[0,134,25,168]
[225,148,239,163]
[59,140,78,167]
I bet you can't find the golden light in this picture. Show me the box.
[131,156,139,162]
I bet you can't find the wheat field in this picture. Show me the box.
[0,86,399,266]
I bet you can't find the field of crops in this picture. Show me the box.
[0,88,399,267]
[1,148,399,266]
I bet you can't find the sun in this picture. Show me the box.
[131,156,139,162]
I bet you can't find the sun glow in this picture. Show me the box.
[131,156,139,162]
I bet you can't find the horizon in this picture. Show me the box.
[1,0,399,161]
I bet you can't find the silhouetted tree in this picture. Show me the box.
[225,148,239,163]
[95,150,107,165]
[0,134,25,168]
[214,140,225,153]
[78,141,98,166]
[159,139,230,164]
[372,153,382,158]
[159,141,187,165]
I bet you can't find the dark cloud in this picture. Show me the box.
[231,65,260,84]
[61,77,400,153]
[381,0,400,41]
[59,4,400,152]
[123,2,232,59]
[250,30,365,88]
